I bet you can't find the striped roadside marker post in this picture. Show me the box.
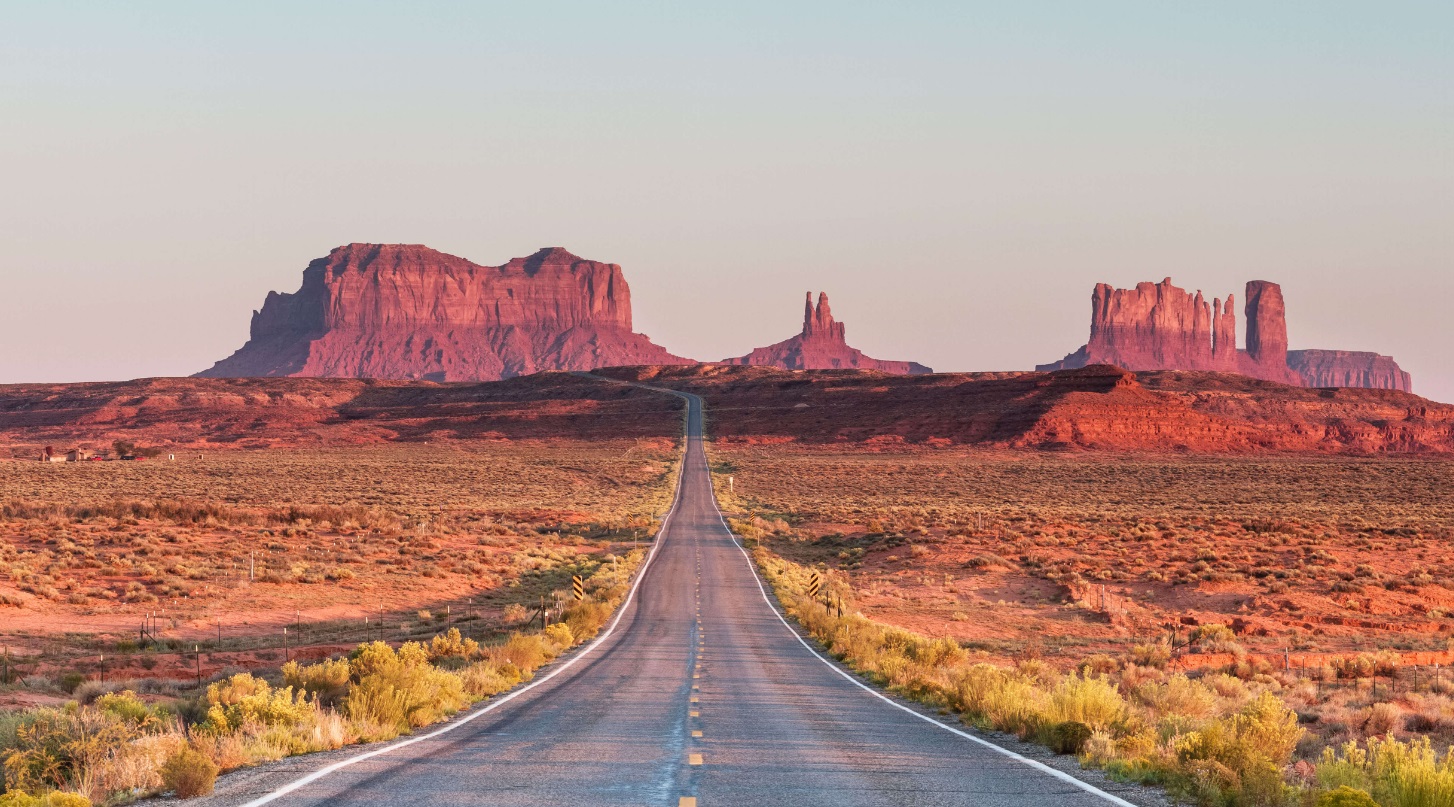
[572,575,585,602]
[807,572,821,601]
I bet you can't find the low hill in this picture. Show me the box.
[0,374,683,453]
[602,364,1454,453]
[2,366,1451,455]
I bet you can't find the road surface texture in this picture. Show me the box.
[194,387,1157,807]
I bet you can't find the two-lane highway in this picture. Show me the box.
[208,388,1142,807]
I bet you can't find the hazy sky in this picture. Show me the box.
[3,3,1450,400]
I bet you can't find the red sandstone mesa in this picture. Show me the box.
[1288,350,1413,392]
[1040,278,1411,392]
[721,292,931,375]
[198,244,692,381]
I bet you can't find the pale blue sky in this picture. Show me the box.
[2,3,1450,399]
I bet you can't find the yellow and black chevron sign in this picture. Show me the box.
[807,572,821,599]
[572,575,585,601]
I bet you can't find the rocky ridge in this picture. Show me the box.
[722,292,931,375]
[5,368,1451,454]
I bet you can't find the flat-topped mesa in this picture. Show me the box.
[198,244,692,381]
[1288,350,1413,392]
[722,291,931,374]
[1039,278,1412,391]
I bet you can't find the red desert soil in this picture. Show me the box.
[0,365,1449,690]
[715,446,1454,679]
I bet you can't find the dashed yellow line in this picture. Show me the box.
[692,729,703,738]
[679,798,697,807]
[688,753,704,766]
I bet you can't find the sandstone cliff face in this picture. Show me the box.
[1040,279,1409,391]
[721,292,931,375]
[1047,279,1234,374]
[198,244,691,381]
[1288,350,1413,392]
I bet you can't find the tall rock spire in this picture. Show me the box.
[804,291,845,341]
[1212,295,1237,371]
[1240,281,1300,384]
[724,291,929,374]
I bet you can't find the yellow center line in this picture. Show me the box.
[692,730,703,738]
[688,753,704,766]
[680,798,697,807]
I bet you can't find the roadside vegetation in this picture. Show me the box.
[0,436,683,804]
[0,441,676,688]
[714,445,1454,807]
[750,535,1454,807]
[0,551,642,805]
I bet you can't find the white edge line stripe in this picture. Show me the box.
[236,396,693,807]
[671,389,1137,807]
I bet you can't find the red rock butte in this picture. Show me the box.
[1039,278,1411,392]
[721,292,932,375]
[197,244,693,382]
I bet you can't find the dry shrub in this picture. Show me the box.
[1318,735,1454,806]
[344,642,467,740]
[1048,673,1126,732]
[3,692,172,802]
[1135,674,1217,720]
[1316,786,1378,807]
[496,634,554,671]
[200,674,313,734]
[160,746,218,798]
[459,662,524,699]
[0,793,92,807]
[1129,643,1171,670]
[952,664,1047,737]
[1360,703,1404,738]
[281,658,352,704]
[543,623,575,649]
[502,603,529,623]
[427,628,480,661]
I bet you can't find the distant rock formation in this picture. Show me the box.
[198,244,692,381]
[721,292,931,375]
[1288,350,1412,392]
[1042,279,1233,375]
[1039,278,1410,391]
[1240,281,1301,385]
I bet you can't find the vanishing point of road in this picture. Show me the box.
[201,386,1150,807]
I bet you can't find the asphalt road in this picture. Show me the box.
[215,389,1147,807]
